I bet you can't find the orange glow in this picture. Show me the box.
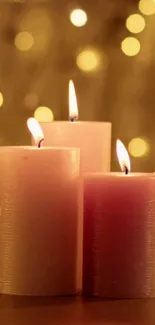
[69,80,78,121]
[27,117,44,147]
[116,139,131,173]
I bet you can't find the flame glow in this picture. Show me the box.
[116,139,131,173]
[69,80,78,121]
[27,118,44,147]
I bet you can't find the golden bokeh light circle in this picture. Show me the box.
[0,92,4,107]
[14,32,34,52]
[139,0,155,16]
[70,9,88,27]
[76,48,102,72]
[128,137,149,157]
[34,106,54,122]
[121,37,141,56]
[126,14,145,33]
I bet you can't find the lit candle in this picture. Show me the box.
[83,140,155,298]
[32,80,111,173]
[0,119,81,296]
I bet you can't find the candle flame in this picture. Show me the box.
[116,139,131,173]
[69,80,78,121]
[27,118,44,147]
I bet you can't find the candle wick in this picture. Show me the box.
[70,117,78,122]
[38,138,44,148]
[124,165,128,175]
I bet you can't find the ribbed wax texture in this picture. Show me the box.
[83,174,155,298]
[0,147,80,296]
[33,122,111,173]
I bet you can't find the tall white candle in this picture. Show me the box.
[31,83,111,291]
[32,81,111,173]
[0,120,81,296]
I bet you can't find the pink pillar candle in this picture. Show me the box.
[36,121,111,173]
[83,173,155,298]
[0,146,80,296]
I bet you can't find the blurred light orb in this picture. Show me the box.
[121,37,140,56]
[128,137,149,157]
[126,14,145,33]
[24,93,39,110]
[0,92,4,107]
[76,48,101,72]
[14,32,34,52]
[70,9,87,27]
[34,106,54,122]
[139,0,155,16]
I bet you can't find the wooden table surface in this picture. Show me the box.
[0,296,155,325]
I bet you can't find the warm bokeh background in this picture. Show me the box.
[0,0,155,171]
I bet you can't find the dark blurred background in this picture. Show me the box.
[0,0,155,171]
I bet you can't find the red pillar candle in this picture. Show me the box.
[83,140,155,298]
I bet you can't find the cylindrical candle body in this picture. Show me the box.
[0,147,80,296]
[35,122,111,173]
[33,121,111,291]
[83,173,155,298]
